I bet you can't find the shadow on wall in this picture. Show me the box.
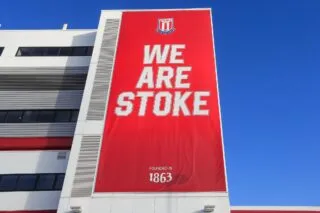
[24,31,96,210]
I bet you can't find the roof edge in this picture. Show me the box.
[0,29,97,32]
[231,206,320,211]
[101,8,212,13]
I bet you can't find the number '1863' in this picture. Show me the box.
[149,172,172,183]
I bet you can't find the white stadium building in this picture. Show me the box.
[0,9,318,213]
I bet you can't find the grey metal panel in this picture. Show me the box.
[0,66,88,75]
[0,123,76,137]
[71,135,101,197]
[0,74,87,90]
[0,90,83,110]
[86,19,120,120]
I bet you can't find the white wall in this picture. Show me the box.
[0,191,61,210]
[0,151,69,211]
[231,206,320,211]
[0,30,96,67]
[0,29,96,212]
[0,151,69,174]
[58,193,230,213]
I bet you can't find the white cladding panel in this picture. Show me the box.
[0,66,88,75]
[0,151,69,174]
[58,194,230,213]
[0,123,76,137]
[0,191,61,210]
[0,90,83,110]
[0,30,96,68]
[0,57,92,68]
[231,207,320,211]
[0,30,96,47]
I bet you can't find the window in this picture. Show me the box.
[0,110,79,123]
[16,47,34,56]
[32,48,45,56]
[16,175,37,191]
[0,111,7,122]
[59,47,72,56]
[36,174,55,190]
[0,47,4,56]
[71,47,87,56]
[54,110,71,122]
[16,46,93,57]
[54,174,65,190]
[86,46,93,56]
[22,110,39,123]
[70,110,79,122]
[46,47,60,56]
[5,111,23,123]
[37,110,55,123]
[0,173,64,192]
[0,175,18,191]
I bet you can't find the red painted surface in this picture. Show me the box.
[0,211,56,213]
[95,9,226,192]
[0,137,73,150]
[231,210,320,213]
[1,209,318,213]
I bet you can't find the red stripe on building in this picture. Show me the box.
[0,211,56,213]
[0,137,73,150]
[232,211,320,213]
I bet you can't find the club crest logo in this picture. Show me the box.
[157,18,175,34]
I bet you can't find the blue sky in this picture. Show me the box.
[2,0,320,207]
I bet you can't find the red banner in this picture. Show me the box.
[95,9,227,192]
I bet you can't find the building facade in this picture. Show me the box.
[0,9,319,213]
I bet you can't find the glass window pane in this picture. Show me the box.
[0,175,18,191]
[0,111,7,122]
[86,47,93,56]
[54,174,65,190]
[16,48,22,56]
[32,48,46,56]
[6,111,23,123]
[71,47,87,56]
[54,110,71,122]
[37,111,55,122]
[16,175,37,191]
[22,111,39,123]
[16,47,33,56]
[46,47,60,56]
[59,47,72,56]
[36,174,55,190]
[70,110,79,122]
